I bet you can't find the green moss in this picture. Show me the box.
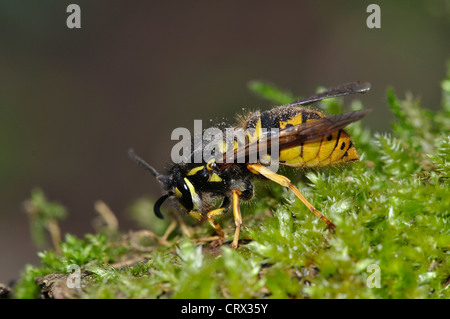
[24,188,67,247]
[14,68,450,299]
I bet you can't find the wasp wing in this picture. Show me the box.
[218,109,371,167]
[288,81,371,106]
[277,109,371,148]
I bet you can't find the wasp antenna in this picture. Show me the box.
[154,192,173,219]
[128,148,161,179]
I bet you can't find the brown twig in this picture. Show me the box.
[94,200,119,231]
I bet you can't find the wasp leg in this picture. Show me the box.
[203,197,232,247]
[231,189,243,249]
[247,163,335,230]
[206,207,227,239]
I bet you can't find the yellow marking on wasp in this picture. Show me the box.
[316,131,340,165]
[280,129,360,168]
[345,144,359,161]
[302,137,323,165]
[187,166,205,176]
[189,210,203,221]
[279,110,303,129]
[218,140,239,155]
[184,178,201,211]
[329,133,357,163]
[174,187,182,198]
[246,118,263,143]
[209,173,223,182]
[279,146,302,162]
[280,138,323,167]
[218,141,228,154]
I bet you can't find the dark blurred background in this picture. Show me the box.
[1,0,449,284]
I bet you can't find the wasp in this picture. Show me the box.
[129,81,371,249]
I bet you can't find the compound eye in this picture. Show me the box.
[175,180,193,211]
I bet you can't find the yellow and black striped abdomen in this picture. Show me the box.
[243,106,359,168]
[279,128,359,167]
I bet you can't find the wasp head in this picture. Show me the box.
[128,149,202,220]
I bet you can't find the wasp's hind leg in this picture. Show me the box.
[231,189,243,250]
[247,163,335,231]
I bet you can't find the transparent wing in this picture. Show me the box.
[288,81,371,106]
[218,109,371,167]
